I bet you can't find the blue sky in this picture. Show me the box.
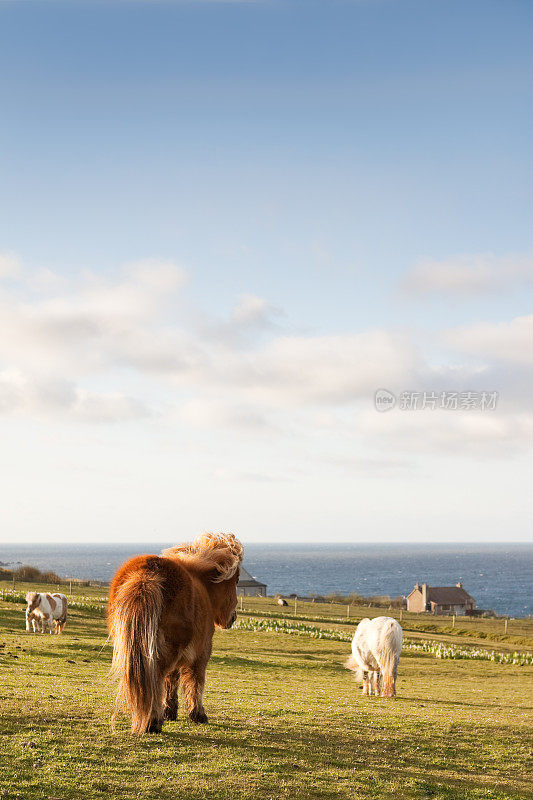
[0,0,532,544]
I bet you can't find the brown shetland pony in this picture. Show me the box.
[108,532,243,734]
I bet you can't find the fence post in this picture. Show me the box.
[240,595,243,612]
[504,619,508,634]
[12,575,15,591]
[69,581,72,597]
[347,605,350,618]
[452,615,455,628]
[294,597,297,614]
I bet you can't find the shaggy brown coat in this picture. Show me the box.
[108,532,243,734]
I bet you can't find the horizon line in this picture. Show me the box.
[1,540,531,548]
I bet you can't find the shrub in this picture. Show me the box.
[14,565,42,581]
[4,563,64,585]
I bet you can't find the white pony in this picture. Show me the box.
[25,591,68,634]
[345,616,403,697]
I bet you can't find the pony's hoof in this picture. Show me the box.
[164,708,178,721]
[189,710,208,724]
[147,719,163,734]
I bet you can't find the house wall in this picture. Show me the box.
[432,602,467,615]
[240,586,266,597]
[407,590,426,613]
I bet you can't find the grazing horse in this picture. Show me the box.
[108,532,243,734]
[345,616,403,697]
[25,592,68,634]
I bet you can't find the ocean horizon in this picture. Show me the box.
[1,541,531,618]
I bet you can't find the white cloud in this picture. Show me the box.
[0,259,188,375]
[402,253,533,296]
[0,370,150,422]
[359,406,533,457]
[322,453,416,474]
[1,252,532,458]
[202,293,284,346]
[0,252,22,279]
[211,467,288,483]
[177,398,272,432]
[73,391,151,423]
[210,330,418,406]
[443,315,533,366]
[0,373,22,413]
[0,257,418,413]
[230,294,274,326]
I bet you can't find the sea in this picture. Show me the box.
[1,543,531,618]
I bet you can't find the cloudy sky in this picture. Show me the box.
[0,0,532,544]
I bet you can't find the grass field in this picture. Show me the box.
[1,586,532,800]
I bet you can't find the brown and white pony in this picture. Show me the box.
[25,592,68,634]
[108,532,243,734]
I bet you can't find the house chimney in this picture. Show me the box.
[422,583,428,609]
[456,581,462,588]
[414,582,420,591]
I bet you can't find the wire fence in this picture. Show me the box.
[233,617,533,666]
[0,588,106,614]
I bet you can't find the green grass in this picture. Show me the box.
[1,593,532,800]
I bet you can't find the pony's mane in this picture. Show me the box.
[162,532,244,582]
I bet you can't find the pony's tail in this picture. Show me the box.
[109,571,164,734]
[344,655,364,682]
[379,620,402,698]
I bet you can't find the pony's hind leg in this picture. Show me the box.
[143,674,166,734]
[372,672,380,697]
[380,669,395,697]
[393,657,399,695]
[361,671,369,696]
[164,670,180,721]
[180,660,208,723]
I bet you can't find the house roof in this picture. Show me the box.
[237,566,267,588]
[428,586,474,604]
